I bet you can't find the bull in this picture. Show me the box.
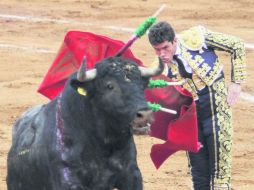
[7,56,164,190]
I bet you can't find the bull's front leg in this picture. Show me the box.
[52,162,89,190]
[112,139,143,190]
[115,164,143,190]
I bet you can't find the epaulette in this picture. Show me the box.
[178,26,205,51]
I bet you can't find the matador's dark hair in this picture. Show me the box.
[148,21,175,45]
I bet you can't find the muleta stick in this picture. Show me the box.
[115,4,166,57]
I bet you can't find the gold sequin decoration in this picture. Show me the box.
[179,26,205,51]
[212,78,232,188]
[180,45,223,86]
[204,27,246,83]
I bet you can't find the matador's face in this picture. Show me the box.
[152,38,177,64]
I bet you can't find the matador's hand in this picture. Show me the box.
[227,82,241,106]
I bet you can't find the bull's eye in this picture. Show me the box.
[106,82,114,90]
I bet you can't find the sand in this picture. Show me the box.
[1,0,254,189]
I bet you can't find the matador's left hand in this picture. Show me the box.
[227,82,241,106]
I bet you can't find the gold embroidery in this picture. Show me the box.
[192,74,206,91]
[183,79,199,100]
[204,28,246,83]
[194,55,204,66]
[208,85,218,185]
[203,60,223,86]
[212,79,232,188]
[168,63,183,81]
[181,45,222,86]
[179,26,205,51]
[168,63,199,100]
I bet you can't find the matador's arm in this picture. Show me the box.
[202,27,247,84]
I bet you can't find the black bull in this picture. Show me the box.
[7,56,164,190]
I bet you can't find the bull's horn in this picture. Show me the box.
[138,57,164,77]
[77,57,97,82]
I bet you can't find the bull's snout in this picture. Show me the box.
[135,109,153,124]
[132,108,154,135]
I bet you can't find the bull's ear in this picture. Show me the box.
[70,79,87,96]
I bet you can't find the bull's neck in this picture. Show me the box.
[60,89,92,124]
[60,89,132,147]
[91,105,132,147]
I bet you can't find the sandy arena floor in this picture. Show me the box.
[0,0,254,189]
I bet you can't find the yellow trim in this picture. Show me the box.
[212,79,233,187]
[208,86,218,186]
[204,27,246,83]
[77,87,87,96]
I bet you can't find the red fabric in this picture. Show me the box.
[37,31,200,169]
[37,31,142,99]
[145,75,200,169]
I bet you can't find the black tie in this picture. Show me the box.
[173,55,192,79]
